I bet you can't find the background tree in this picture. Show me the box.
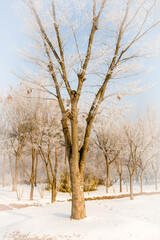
[38,101,62,203]
[115,152,125,193]
[93,117,124,193]
[151,155,160,191]
[124,114,155,199]
[138,110,160,193]
[2,90,29,191]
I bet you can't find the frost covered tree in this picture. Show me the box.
[138,110,160,193]
[151,157,160,190]
[93,111,125,193]
[15,88,62,201]
[18,0,160,219]
[151,141,160,191]
[124,114,156,199]
[115,152,125,193]
[1,91,29,191]
[37,100,62,203]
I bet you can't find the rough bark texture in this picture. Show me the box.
[70,170,86,219]
[69,100,86,220]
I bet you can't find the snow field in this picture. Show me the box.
[0,184,160,240]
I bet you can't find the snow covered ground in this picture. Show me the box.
[0,184,160,240]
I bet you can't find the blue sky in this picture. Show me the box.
[0,0,25,91]
[0,0,160,110]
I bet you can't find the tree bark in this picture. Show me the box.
[70,99,86,220]
[155,171,158,191]
[34,150,39,187]
[3,153,5,187]
[70,169,86,219]
[65,149,67,165]
[12,133,23,192]
[140,170,144,194]
[30,148,35,200]
[9,155,15,188]
[51,179,56,203]
[12,154,19,192]
[30,180,34,201]
[106,162,110,194]
[130,174,134,200]
[119,173,122,193]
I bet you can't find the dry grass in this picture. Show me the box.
[84,191,160,201]
[67,191,160,201]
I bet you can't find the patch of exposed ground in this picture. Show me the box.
[3,232,81,240]
[0,203,38,211]
[3,232,54,240]
[0,204,13,211]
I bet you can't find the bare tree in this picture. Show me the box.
[19,89,61,201]
[115,153,124,193]
[124,114,155,199]
[152,158,160,190]
[138,108,160,193]
[147,109,160,191]
[38,104,61,203]
[2,92,28,191]
[18,0,160,219]
[93,118,124,193]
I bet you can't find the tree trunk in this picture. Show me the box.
[119,173,122,193]
[9,155,15,189]
[3,153,5,187]
[106,162,110,194]
[30,180,34,201]
[70,99,86,220]
[34,150,39,187]
[140,170,144,194]
[65,149,67,165]
[30,148,35,200]
[12,154,19,192]
[130,174,134,200]
[155,171,158,191]
[70,169,86,220]
[51,180,57,203]
[12,180,17,192]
